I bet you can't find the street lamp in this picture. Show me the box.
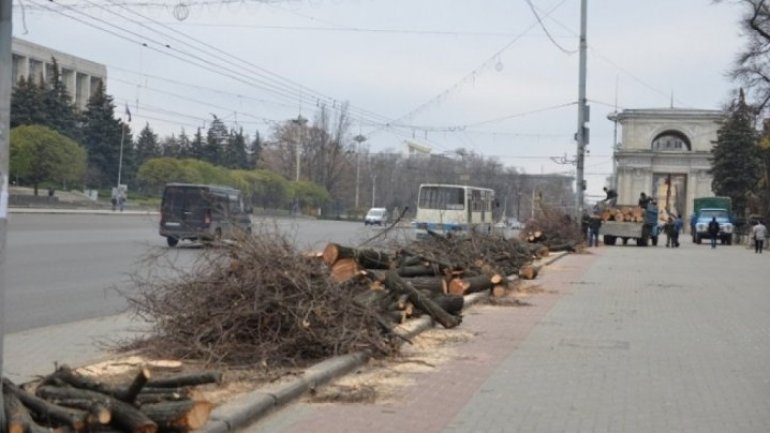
[291,115,307,182]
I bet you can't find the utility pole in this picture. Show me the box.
[0,0,12,427]
[292,115,307,182]
[575,0,589,219]
[353,134,366,210]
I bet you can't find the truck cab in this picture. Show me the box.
[693,208,734,245]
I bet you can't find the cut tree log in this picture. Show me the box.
[384,271,461,329]
[429,294,464,316]
[518,264,539,280]
[322,244,393,269]
[396,264,438,278]
[491,285,507,297]
[4,379,88,432]
[146,371,222,388]
[398,276,447,294]
[329,258,364,283]
[447,274,501,295]
[3,386,51,433]
[41,398,112,425]
[139,401,213,433]
[36,386,158,433]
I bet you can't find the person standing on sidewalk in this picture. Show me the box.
[708,217,720,249]
[751,220,767,253]
[588,214,602,247]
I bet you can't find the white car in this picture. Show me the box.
[364,208,389,226]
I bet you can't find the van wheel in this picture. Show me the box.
[166,237,179,247]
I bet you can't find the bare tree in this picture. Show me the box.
[720,0,770,111]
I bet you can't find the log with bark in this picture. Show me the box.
[138,401,213,433]
[384,271,461,329]
[322,244,394,269]
[36,386,158,433]
[3,386,51,433]
[3,379,89,432]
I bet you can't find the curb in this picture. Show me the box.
[198,250,570,433]
[9,208,159,215]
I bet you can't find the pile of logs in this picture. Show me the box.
[600,206,644,222]
[321,230,547,326]
[3,366,217,433]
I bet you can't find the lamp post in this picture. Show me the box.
[371,173,377,208]
[353,134,366,210]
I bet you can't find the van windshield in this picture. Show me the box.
[162,187,208,221]
[367,209,384,217]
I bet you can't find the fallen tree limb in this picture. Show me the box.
[384,271,461,329]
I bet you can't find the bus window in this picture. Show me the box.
[419,186,464,210]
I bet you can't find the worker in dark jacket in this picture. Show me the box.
[708,217,720,249]
[638,192,651,209]
[588,214,602,247]
[664,217,676,247]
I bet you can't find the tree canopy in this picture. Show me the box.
[711,90,763,217]
[10,125,87,195]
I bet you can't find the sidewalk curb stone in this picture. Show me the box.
[199,250,569,433]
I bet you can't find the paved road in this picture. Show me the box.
[3,211,410,381]
[244,240,770,433]
[5,212,405,332]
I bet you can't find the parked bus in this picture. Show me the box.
[414,183,495,238]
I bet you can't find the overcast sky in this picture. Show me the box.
[11,0,747,199]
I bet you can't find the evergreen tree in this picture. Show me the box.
[176,129,191,158]
[43,58,81,141]
[11,76,47,128]
[223,127,248,169]
[190,128,205,159]
[81,82,133,187]
[711,89,763,218]
[204,115,228,165]
[135,123,161,165]
[248,130,263,168]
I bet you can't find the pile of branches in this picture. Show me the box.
[397,230,542,278]
[126,229,551,368]
[522,207,585,251]
[3,366,217,433]
[126,232,398,366]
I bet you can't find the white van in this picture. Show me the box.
[364,207,389,226]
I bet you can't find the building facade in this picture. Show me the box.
[11,37,106,110]
[611,108,725,220]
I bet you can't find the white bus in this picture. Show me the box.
[414,183,496,238]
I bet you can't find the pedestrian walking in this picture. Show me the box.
[664,217,675,247]
[673,214,683,247]
[751,220,767,254]
[708,216,720,249]
[588,214,602,247]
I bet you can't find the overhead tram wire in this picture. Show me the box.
[102,0,394,127]
[363,0,572,139]
[109,65,299,111]
[109,76,283,126]
[522,1,694,108]
[68,0,376,122]
[41,0,392,129]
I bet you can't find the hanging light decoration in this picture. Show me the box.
[173,2,190,21]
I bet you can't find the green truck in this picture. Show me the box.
[690,196,734,244]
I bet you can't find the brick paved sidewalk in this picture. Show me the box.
[243,242,770,433]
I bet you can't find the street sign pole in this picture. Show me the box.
[575,0,588,219]
[0,0,12,429]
